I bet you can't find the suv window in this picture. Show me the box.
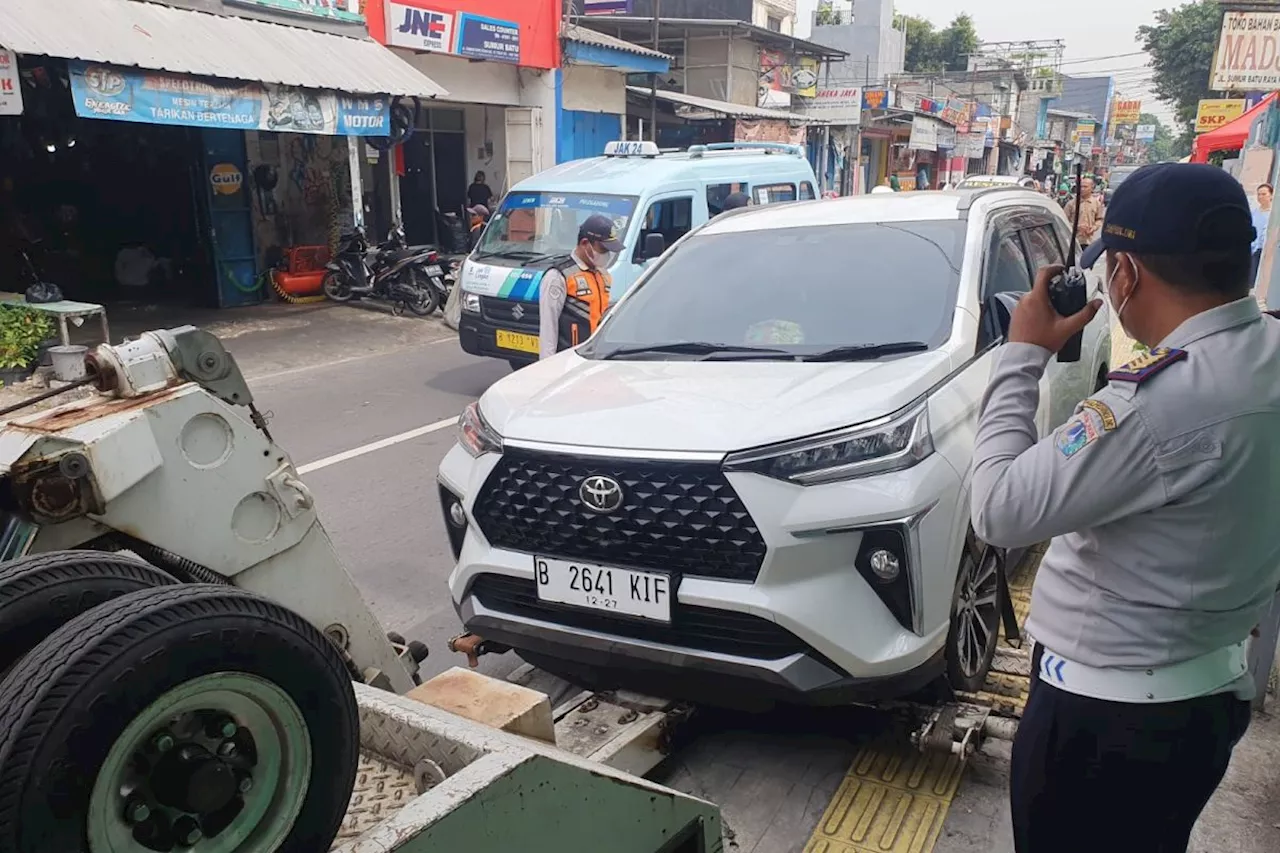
[1020,223,1065,271]
[638,197,693,258]
[982,228,1033,301]
[1051,217,1082,260]
[753,183,797,204]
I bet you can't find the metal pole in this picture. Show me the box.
[650,0,660,142]
[347,136,364,229]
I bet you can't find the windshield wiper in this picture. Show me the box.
[474,249,550,262]
[600,342,789,360]
[800,342,929,363]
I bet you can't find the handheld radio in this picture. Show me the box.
[1047,163,1089,363]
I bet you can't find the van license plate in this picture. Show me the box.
[496,330,540,354]
[535,557,672,622]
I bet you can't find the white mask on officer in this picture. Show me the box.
[1105,253,1139,335]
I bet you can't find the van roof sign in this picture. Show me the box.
[604,140,661,158]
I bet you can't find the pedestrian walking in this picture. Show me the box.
[1062,175,1105,245]
[971,163,1280,853]
[1251,182,1272,288]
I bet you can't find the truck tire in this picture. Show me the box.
[0,584,358,853]
[0,550,176,676]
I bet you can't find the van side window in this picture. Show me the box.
[799,181,816,200]
[638,197,694,258]
[707,182,749,216]
[753,183,797,204]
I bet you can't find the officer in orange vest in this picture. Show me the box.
[537,213,622,360]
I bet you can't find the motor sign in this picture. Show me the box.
[1195,99,1247,133]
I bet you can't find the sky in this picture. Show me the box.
[795,0,1180,126]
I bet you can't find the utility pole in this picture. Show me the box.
[650,0,661,142]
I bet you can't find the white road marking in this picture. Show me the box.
[296,416,459,475]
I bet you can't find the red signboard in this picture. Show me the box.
[367,0,560,70]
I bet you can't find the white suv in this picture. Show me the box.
[437,188,1111,706]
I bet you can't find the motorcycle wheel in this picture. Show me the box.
[406,272,441,317]
[322,271,354,302]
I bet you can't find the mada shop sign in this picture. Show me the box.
[805,86,861,124]
[1213,12,1280,90]
[0,49,22,116]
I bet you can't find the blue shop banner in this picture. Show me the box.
[68,61,391,137]
[455,13,521,64]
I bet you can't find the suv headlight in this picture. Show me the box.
[724,401,933,485]
[458,402,503,457]
[461,292,480,313]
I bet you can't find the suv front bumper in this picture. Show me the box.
[440,440,967,706]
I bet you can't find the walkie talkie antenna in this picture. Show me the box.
[1068,163,1084,267]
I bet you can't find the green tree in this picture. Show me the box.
[815,1,844,26]
[896,13,980,73]
[1137,112,1189,162]
[1138,1,1223,145]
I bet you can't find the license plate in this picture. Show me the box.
[424,265,444,277]
[496,330,540,354]
[535,557,672,622]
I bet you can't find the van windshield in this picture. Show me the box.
[474,192,639,262]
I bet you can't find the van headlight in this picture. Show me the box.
[723,402,933,485]
[458,402,503,457]
[462,292,480,313]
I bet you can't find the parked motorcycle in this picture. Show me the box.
[322,226,439,316]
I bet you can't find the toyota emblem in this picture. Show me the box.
[579,475,624,514]
[512,303,525,320]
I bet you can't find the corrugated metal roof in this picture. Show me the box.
[0,0,446,99]
[562,24,671,61]
[627,86,816,123]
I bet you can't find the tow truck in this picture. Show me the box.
[0,327,1031,852]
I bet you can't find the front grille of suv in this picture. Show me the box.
[470,574,804,660]
[472,448,767,582]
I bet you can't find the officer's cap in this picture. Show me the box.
[579,214,624,252]
[1080,163,1256,269]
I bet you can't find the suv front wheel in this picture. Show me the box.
[945,533,1005,693]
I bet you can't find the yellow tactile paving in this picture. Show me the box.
[805,547,1046,853]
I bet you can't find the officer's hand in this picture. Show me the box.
[1008,265,1104,353]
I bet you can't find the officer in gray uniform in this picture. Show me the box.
[971,163,1280,852]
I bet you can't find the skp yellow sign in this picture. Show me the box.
[1195,98,1247,133]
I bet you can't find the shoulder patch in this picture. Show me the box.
[1056,413,1101,459]
[1107,347,1187,384]
[1079,399,1117,431]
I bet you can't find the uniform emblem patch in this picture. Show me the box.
[1056,413,1100,459]
[1107,347,1187,384]
[1079,399,1117,431]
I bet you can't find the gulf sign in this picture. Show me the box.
[1213,12,1280,91]
[1195,99,1247,133]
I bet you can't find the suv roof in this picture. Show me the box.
[703,188,1051,234]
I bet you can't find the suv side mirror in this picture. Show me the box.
[640,232,667,261]
[982,291,1023,345]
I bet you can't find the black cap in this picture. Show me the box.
[1080,163,1256,269]
[579,213,624,252]
[722,191,751,211]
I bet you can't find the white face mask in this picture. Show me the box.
[589,246,615,270]
[1104,255,1138,335]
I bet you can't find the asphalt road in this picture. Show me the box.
[247,333,517,682]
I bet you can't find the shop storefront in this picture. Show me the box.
[0,0,445,308]
[364,0,562,249]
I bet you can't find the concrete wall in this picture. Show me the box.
[810,0,903,88]
[562,65,626,115]
[244,131,353,267]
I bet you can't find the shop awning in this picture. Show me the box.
[627,86,816,123]
[563,24,671,74]
[1191,93,1276,163]
[0,0,446,99]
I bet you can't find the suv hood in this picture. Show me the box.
[480,351,954,453]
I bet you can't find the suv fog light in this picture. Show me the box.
[448,501,467,528]
[438,483,468,560]
[868,549,900,582]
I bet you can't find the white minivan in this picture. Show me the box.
[438,187,1111,707]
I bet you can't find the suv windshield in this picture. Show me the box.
[585,220,967,360]
[474,192,638,262]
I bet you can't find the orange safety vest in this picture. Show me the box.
[556,259,610,351]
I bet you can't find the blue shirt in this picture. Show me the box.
[1252,206,1270,254]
